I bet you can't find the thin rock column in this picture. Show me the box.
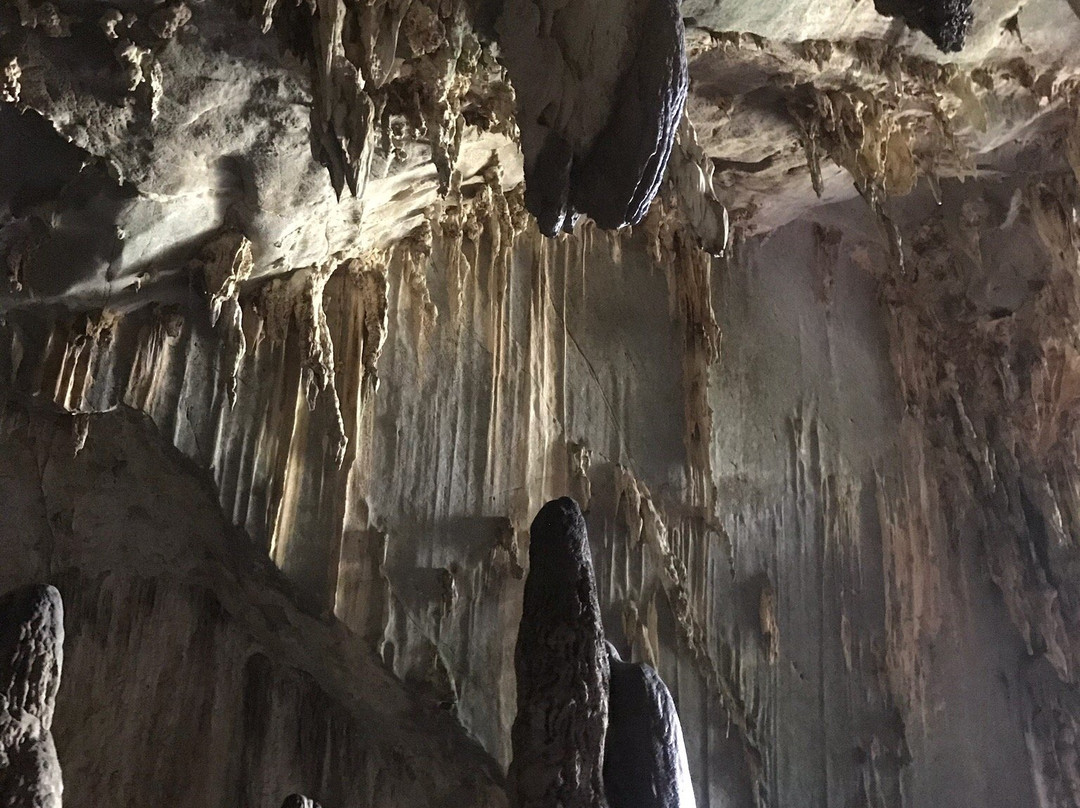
[0,584,65,808]
[509,497,609,808]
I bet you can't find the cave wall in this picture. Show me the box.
[2,0,1080,801]
[0,404,506,808]
[6,151,1080,806]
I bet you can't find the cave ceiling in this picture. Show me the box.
[0,0,1077,309]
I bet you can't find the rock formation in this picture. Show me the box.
[0,584,64,808]
[509,498,609,808]
[280,796,321,808]
[873,0,973,52]
[604,642,695,808]
[2,0,1080,805]
[509,508,696,808]
[496,0,688,235]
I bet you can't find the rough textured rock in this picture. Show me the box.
[604,642,695,808]
[4,170,1080,805]
[0,584,64,808]
[0,0,522,309]
[497,0,687,235]
[873,0,973,52]
[509,498,609,808]
[569,0,688,232]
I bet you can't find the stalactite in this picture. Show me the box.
[4,0,1079,805]
[666,118,729,259]
[51,311,120,414]
[262,263,349,466]
[496,0,687,235]
[397,224,439,345]
[789,88,919,274]
[345,253,390,399]
[643,208,721,508]
[257,0,514,207]
[873,0,972,52]
[196,231,255,407]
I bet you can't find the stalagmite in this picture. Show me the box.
[0,585,64,808]
[604,643,695,808]
[509,498,609,808]
[280,796,321,808]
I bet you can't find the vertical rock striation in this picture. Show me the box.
[2,0,1080,805]
[0,407,508,808]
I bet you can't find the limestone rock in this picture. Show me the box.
[0,408,507,808]
[2,0,1080,806]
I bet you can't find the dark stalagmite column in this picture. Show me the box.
[604,643,696,808]
[0,584,65,808]
[509,497,609,808]
[280,796,322,808]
